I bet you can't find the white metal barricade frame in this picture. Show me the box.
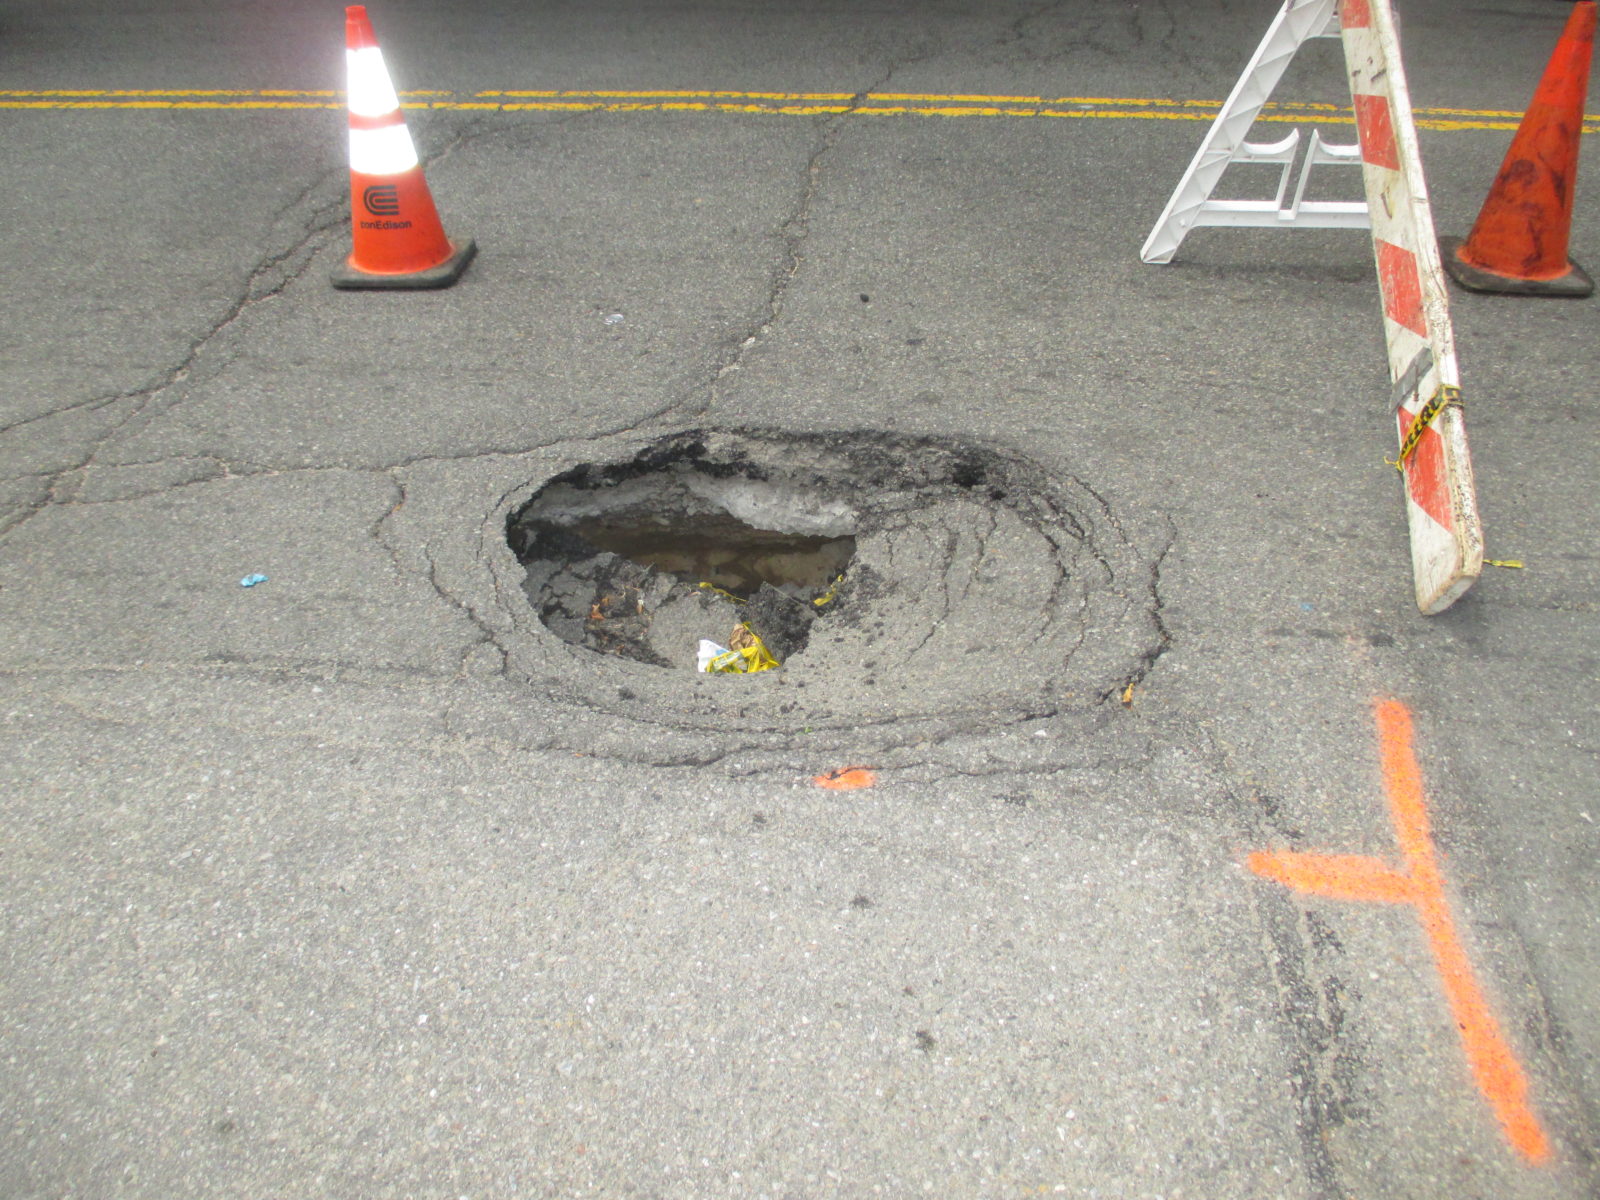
[1140,0,1369,265]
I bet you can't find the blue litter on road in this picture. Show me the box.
[240,574,269,588]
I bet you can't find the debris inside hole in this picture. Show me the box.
[508,458,858,671]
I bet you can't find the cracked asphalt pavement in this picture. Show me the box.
[3,1,1598,1196]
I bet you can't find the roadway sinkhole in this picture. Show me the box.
[502,428,1165,733]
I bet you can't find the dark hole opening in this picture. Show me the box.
[509,464,859,670]
[573,513,855,601]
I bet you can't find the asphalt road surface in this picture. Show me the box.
[3,1,1598,1196]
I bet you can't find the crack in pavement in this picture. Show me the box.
[1249,881,1365,1200]
[701,112,846,410]
[998,0,1072,50]
[1,658,460,690]
[1158,715,1363,1199]
[1146,0,1197,75]
[0,166,349,548]
[3,460,376,516]
[0,650,1156,778]
[990,0,1154,68]
[1101,516,1177,705]
[373,467,516,683]
[654,55,934,429]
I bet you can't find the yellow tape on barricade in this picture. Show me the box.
[1386,384,1462,472]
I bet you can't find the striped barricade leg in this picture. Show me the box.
[1341,0,1483,613]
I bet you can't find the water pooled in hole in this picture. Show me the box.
[508,455,858,670]
[573,512,855,600]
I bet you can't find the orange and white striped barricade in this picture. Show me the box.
[1341,0,1482,613]
[1143,0,1483,612]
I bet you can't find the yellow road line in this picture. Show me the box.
[2,88,1594,131]
[477,89,861,100]
[1,88,333,97]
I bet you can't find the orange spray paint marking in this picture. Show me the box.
[814,766,877,790]
[1247,699,1551,1164]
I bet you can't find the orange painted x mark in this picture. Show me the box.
[1248,698,1551,1163]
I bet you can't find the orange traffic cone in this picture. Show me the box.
[331,5,475,289]
[1441,0,1595,296]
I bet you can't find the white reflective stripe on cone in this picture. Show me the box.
[349,123,419,175]
[346,46,401,117]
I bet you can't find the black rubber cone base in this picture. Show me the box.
[1440,236,1594,297]
[331,238,477,290]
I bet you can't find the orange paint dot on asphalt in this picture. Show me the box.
[814,766,877,790]
[1246,697,1551,1165]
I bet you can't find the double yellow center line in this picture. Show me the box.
[2,89,1591,132]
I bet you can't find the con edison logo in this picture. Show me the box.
[363,184,401,216]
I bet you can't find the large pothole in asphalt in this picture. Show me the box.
[500,428,1165,738]
[511,460,857,671]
